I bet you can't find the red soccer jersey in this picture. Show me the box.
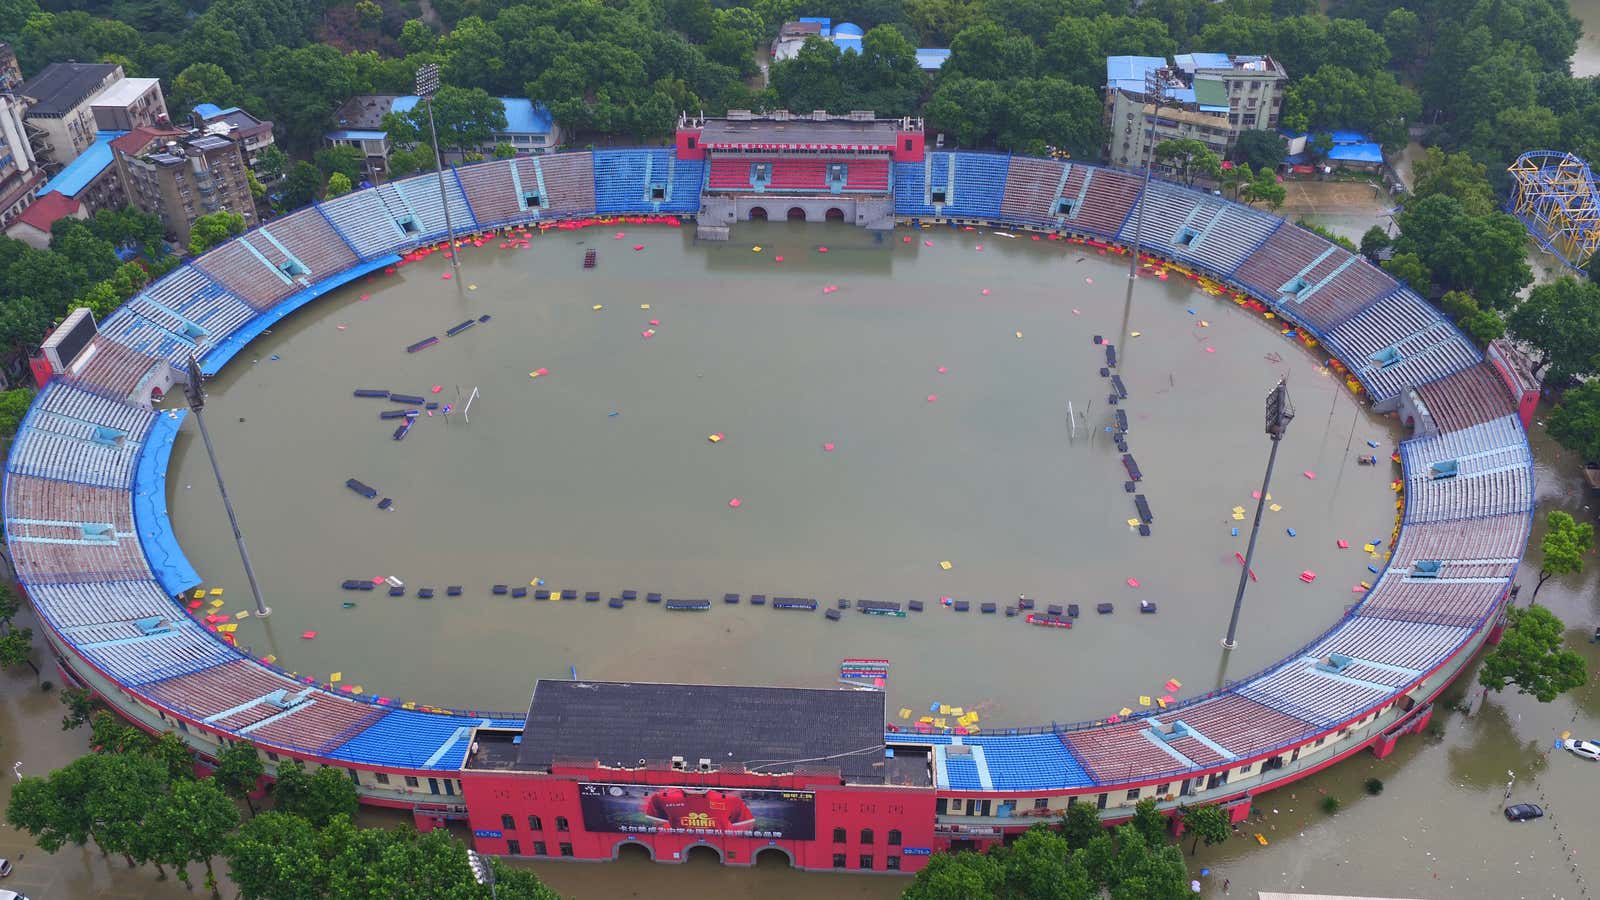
[642,789,754,830]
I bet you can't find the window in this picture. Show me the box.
[1097,793,1108,810]
[1034,798,1050,811]
[888,829,901,846]
[687,136,697,149]
[528,815,543,831]
[1239,763,1253,774]
[1057,198,1078,216]
[346,768,359,784]
[556,816,569,832]
[533,841,547,856]
[650,185,666,201]
[948,798,963,814]
[886,855,900,871]
[266,751,279,762]
[859,855,874,870]
[559,842,573,857]
[930,188,947,204]
[833,827,847,843]
[860,828,874,845]
[833,853,847,868]
[404,776,419,788]
[506,839,520,856]
[1314,737,1325,748]
[1126,788,1141,801]
[502,814,516,830]
[935,798,947,815]
[903,138,913,151]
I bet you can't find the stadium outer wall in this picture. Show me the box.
[9,151,1529,874]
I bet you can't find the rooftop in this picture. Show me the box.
[1107,52,1285,97]
[515,680,888,783]
[89,76,160,108]
[13,190,80,233]
[334,94,403,131]
[110,126,184,157]
[41,130,127,197]
[699,115,904,148]
[388,96,554,135]
[19,62,119,117]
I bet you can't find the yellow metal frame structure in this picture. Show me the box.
[1509,151,1600,272]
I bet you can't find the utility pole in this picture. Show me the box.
[416,63,460,275]
[183,357,269,617]
[1128,66,1177,280]
[1222,377,1294,650]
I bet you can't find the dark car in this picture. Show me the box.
[1504,803,1544,821]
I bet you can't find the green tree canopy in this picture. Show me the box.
[1179,803,1229,855]
[1530,510,1594,602]
[381,86,507,154]
[1479,604,1588,702]
[1393,195,1531,309]
[1507,276,1600,383]
[1232,129,1287,173]
[1153,138,1222,187]
[272,760,359,828]
[1549,381,1600,463]
[188,210,247,256]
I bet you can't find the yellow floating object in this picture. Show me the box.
[1362,543,1376,553]
[402,701,417,710]
[192,589,206,599]
[640,303,651,309]
[950,707,964,716]
[529,371,542,378]
[330,672,342,682]
[592,304,603,310]
[1127,518,1141,527]
[1562,729,1572,740]
[1157,698,1169,709]
[1232,506,1246,514]
[1130,331,1142,337]
[967,726,980,734]
[967,711,979,722]
[468,284,478,290]
[707,434,723,443]
[209,588,224,596]
[919,715,934,723]
[1199,320,1209,327]
[1232,513,1246,520]
[934,717,947,728]
[352,686,363,694]
[210,599,225,608]
[262,655,276,664]
[1119,707,1133,717]
[1139,695,1152,706]
[1015,331,1024,339]
[1263,312,1276,319]
[898,708,912,719]
[939,704,951,715]
[1255,833,1269,846]
[939,560,953,570]
[235,611,249,619]
[1268,503,1282,512]
[752,246,762,252]
[216,623,238,633]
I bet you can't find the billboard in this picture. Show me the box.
[578,783,815,841]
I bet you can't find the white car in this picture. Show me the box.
[1563,738,1600,761]
[0,890,29,900]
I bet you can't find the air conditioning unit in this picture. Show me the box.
[671,756,686,770]
[698,758,712,772]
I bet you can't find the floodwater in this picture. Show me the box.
[1574,0,1600,77]
[163,221,1395,727]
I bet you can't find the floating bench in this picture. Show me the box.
[953,600,970,612]
[825,608,842,621]
[1027,613,1071,629]
[1123,454,1143,481]
[418,588,434,599]
[584,591,600,602]
[1135,495,1153,523]
[446,586,462,596]
[621,590,638,600]
[908,600,924,612]
[346,479,377,499]
[512,587,528,598]
[724,593,740,604]
[353,389,389,398]
[665,598,710,610]
[772,597,816,610]
[1097,603,1114,614]
[1017,596,1035,610]
[858,599,904,616]
[749,594,766,606]
[646,592,662,603]
[389,393,426,405]
[492,585,508,595]
[608,597,624,608]
[561,589,578,600]
[980,602,997,614]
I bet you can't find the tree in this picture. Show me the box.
[326,172,353,197]
[215,741,266,815]
[0,387,33,438]
[223,811,325,900]
[1530,510,1594,602]
[994,825,1094,900]
[279,162,323,212]
[1240,166,1286,209]
[1508,276,1600,382]
[1232,130,1287,173]
[187,210,245,256]
[145,777,240,887]
[902,849,1002,900]
[1359,225,1391,261]
[924,77,1007,147]
[382,86,506,154]
[313,145,366,182]
[59,685,95,731]
[1060,801,1103,850]
[87,751,170,868]
[943,22,1038,82]
[493,141,516,159]
[1128,797,1168,848]
[1153,138,1221,188]
[1549,381,1600,462]
[0,626,36,676]
[1410,146,1497,218]
[169,62,244,117]
[272,760,357,827]
[1179,804,1229,856]
[1479,605,1588,703]
[999,78,1103,158]
[89,709,151,755]
[255,145,289,181]
[1282,64,1420,150]
[1394,196,1531,309]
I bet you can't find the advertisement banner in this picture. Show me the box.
[577,783,816,841]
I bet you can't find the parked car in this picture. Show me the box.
[0,858,9,877]
[1505,803,1545,821]
[1562,739,1600,761]
[0,891,29,900]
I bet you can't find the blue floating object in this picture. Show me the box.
[1200,868,1210,877]
[1367,564,1380,573]
[930,703,940,713]
[1286,528,1296,537]
[607,410,619,417]
[1366,440,1380,448]
[1187,309,1195,314]
[1105,426,1114,433]
[269,354,280,361]
[1231,527,1239,536]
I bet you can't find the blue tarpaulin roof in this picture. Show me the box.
[41,130,126,198]
[191,103,222,119]
[1328,143,1384,163]
[1106,55,1168,93]
[833,21,863,36]
[1175,52,1231,71]
[916,49,951,69]
[388,96,552,135]
[327,129,387,141]
[834,36,862,54]
[1283,129,1372,146]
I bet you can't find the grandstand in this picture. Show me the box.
[5,144,1531,871]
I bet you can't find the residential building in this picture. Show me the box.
[1103,53,1287,171]
[32,128,133,219]
[0,92,42,228]
[0,43,22,93]
[18,62,121,166]
[3,190,85,249]
[190,104,276,167]
[328,94,401,179]
[88,77,168,132]
[116,130,253,246]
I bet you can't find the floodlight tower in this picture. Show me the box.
[416,63,461,275]
[1221,377,1294,650]
[1127,66,1179,280]
[182,357,269,617]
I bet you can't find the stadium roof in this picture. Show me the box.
[41,130,127,197]
[516,680,888,782]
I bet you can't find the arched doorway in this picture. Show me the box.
[614,841,653,862]
[684,844,723,865]
[786,207,807,221]
[754,847,794,869]
[748,206,767,221]
[825,207,845,222]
